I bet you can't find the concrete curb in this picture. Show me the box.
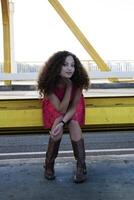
[0,83,134,91]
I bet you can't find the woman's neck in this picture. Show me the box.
[57,80,65,88]
[57,78,66,88]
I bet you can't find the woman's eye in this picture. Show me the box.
[63,63,68,66]
[63,63,74,67]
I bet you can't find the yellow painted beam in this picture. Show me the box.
[48,0,109,71]
[0,109,43,127]
[48,0,118,82]
[0,97,134,129]
[0,105,134,128]
[1,0,11,85]
[85,107,134,125]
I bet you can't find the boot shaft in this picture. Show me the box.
[46,137,61,161]
[44,137,61,180]
[71,138,86,164]
[71,138,87,183]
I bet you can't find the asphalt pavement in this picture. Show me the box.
[0,131,134,159]
[0,155,134,200]
[0,131,134,200]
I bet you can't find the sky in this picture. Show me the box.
[0,0,134,62]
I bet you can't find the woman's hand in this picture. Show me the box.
[63,78,72,88]
[50,122,64,137]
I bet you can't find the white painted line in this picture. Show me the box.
[1,154,134,164]
[0,148,134,157]
[86,148,134,153]
[0,152,45,156]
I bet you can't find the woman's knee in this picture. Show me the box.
[50,130,63,141]
[50,117,64,141]
[68,120,79,128]
[68,119,76,126]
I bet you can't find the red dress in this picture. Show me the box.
[42,85,85,128]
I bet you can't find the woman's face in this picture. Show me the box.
[60,55,75,78]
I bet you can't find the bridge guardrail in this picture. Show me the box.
[0,71,134,81]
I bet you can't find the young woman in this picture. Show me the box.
[38,50,90,183]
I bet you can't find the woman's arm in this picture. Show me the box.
[48,79,72,114]
[62,88,82,123]
[51,88,82,137]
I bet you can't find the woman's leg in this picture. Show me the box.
[68,120,82,141]
[44,116,63,180]
[68,120,87,183]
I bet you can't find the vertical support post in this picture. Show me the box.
[1,0,11,84]
[9,0,16,73]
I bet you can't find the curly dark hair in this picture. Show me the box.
[38,50,90,97]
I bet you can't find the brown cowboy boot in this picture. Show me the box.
[71,138,87,183]
[44,137,61,180]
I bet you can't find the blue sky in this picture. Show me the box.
[0,0,134,62]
